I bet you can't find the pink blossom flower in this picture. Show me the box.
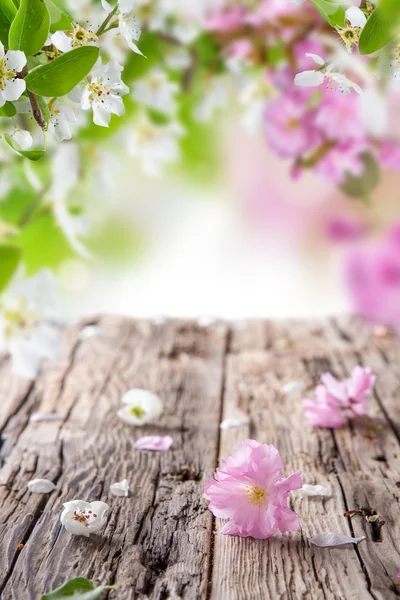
[345,229,400,327]
[134,435,173,451]
[265,92,320,158]
[315,94,365,142]
[314,139,368,184]
[205,7,245,31]
[204,440,302,539]
[302,366,376,428]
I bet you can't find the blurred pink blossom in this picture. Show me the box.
[346,224,400,326]
[315,140,368,184]
[378,141,400,171]
[325,213,366,243]
[265,92,320,158]
[315,94,365,142]
[204,439,302,539]
[302,366,375,428]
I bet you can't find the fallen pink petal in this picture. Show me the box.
[134,435,174,452]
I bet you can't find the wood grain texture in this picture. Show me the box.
[0,316,400,600]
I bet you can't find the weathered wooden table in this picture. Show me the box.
[1,316,400,600]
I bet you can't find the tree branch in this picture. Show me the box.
[19,65,46,130]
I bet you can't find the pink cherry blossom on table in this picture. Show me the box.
[302,366,376,429]
[204,439,302,539]
[134,435,173,452]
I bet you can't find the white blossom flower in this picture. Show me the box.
[110,479,130,496]
[51,24,99,53]
[60,500,109,537]
[81,59,129,127]
[48,100,76,142]
[134,0,167,31]
[0,270,64,379]
[294,53,363,95]
[117,388,163,425]
[0,42,26,108]
[165,47,191,71]
[28,479,56,494]
[132,68,179,115]
[194,77,229,123]
[127,113,184,177]
[336,6,367,53]
[101,0,144,56]
[12,130,33,150]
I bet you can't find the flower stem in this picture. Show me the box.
[96,5,118,36]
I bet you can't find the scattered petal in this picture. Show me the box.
[282,381,304,396]
[220,417,249,430]
[110,479,130,497]
[79,325,101,340]
[300,484,330,497]
[29,413,62,423]
[134,435,173,451]
[309,532,365,547]
[27,479,56,494]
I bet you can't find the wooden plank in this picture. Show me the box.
[210,318,400,600]
[1,317,400,599]
[0,319,227,599]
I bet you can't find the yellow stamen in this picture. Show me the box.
[245,485,267,506]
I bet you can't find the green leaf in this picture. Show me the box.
[25,46,100,97]
[0,243,21,292]
[9,0,50,56]
[15,212,75,274]
[0,0,16,47]
[309,0,347,27]
[48,0,72,18]
[0,101,16,117]
[41,577,113,600]
[4,133,45,161]
[359,5,400,55]
[340,152,380,200]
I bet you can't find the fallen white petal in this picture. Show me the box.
[301,484,330,497]
[282,381,304,396]
[220,417,249,430]
[110,479,130,497]
[29,413,62,423]
[27,478,56,494]
[309,532,366,547]
[78,325,100,340]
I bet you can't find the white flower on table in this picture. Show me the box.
[294,53,363,95]
[117,388,163,425]
[0,270,64,380]
[101,0,144,56]
[336,6,367,53]
[127,113,184,177]
[81,59,129,127]
[132,68,179,116]
[60,500,109,537]
[0,42,26,107]
[48,100,76,142]
[51,23,99,53]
